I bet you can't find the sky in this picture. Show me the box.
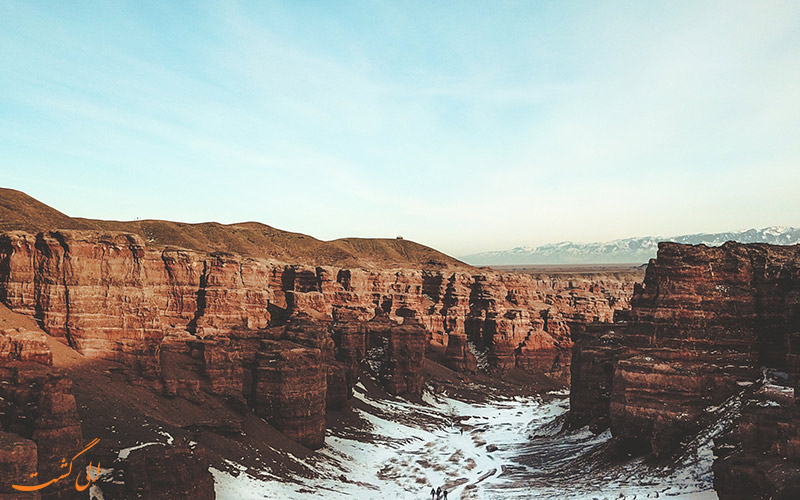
[1,1,799,256]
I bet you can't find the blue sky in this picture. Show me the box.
[1,1,799,256]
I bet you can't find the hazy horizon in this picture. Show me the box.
[2,1,799,256]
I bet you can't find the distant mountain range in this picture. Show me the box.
[461,226,800,265]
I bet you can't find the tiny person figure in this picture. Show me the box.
[436,486,442,499]
[430,487,436,500]
[443,489,448,499]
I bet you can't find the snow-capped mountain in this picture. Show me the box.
[461,226,800,265]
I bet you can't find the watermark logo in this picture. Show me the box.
[12,438,101,492]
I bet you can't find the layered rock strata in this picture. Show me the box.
[0,230,633,375]
[712,277,800,500]
[0,229,635,448]
[568,242,800,460]
[0,327,52,365]
[0,432,39,500]
[364,316,427,396]
[0,325,216,499]
[444,333,477,373]
[252,340,326,449]
[95,442,215,500]
[712,382,800,500]
[0,357,82,499]
[566,321,623,431]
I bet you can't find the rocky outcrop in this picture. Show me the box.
[0,327,52,365]
[566,322,623,431]
[0,363,83,500]
[330,318,367,395]
[0,229,636,448]
[568,242,800,460]
[516,326,570,381]
[365,316,427,397]
[96,442,215,500]
[460,272,618,378]
[252,340,326,449]
[282,314,352,409]
[0,315,215,499]
[191,253,272,337]
[0,222,647,497]
[0,230,635,378]
[0,432,39,500]
[158,335,244,403]
[713,270,800,500]
[713,383,800,500]
[444,333,477,373]
[611,353,748,456]
[615,242,798,455]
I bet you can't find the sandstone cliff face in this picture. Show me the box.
[568,242,800,460]
[566,322,623,431]
[0,327,52,365]
[0,360,82,499]
[0,230,635,449]
[444,333,477,373]
[95,442,215,500]
[712,263,800,500]
[0,230,634,375]
[713,383,800,500]
[0,323,217,500]
[0,431,39,500]
[252,340,326,449]
[0,322,76,498]
[364,316,428,397]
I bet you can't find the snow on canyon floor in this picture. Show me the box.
[211,382,721,500]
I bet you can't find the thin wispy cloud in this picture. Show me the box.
[1,0,798,255]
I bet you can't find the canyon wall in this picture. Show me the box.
[0,230,634,450]
[567,241,800,496]
[713,281,800,499]
[0,327,83,499]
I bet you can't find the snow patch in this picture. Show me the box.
[117,442,162,460]
[211,386,721,499]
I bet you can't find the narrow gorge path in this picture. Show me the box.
[212,377,721,500]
